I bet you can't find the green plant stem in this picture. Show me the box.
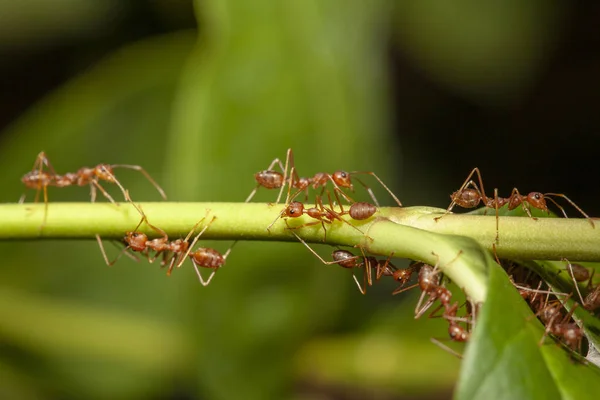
[1,202,598,304]
[2,203,596,258]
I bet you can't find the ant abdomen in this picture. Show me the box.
[254,170,284,189]
[190,248,225,269]
[451,188,480,208]
[332,249,359,269]
[348,202,377,220]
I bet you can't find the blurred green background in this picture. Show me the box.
[0,1,599,399]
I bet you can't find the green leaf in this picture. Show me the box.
[456,262,600,400]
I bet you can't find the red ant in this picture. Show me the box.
[534,294,584,352]
[245,149,309,204]
[97,205,216,279]
[412,252,463,319]
[436,167,594,243]
[246,149,348,205]
[384,261,422,295]
[559,258,600,312]
[175,220,231,286]
[584,284,600,312]
[287,229,392,294]
[430,298,475,358]
[247,148,403,207]
[20,151,167,228]
[443,302,471,342]
[270,196,372,241]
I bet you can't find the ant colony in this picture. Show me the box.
[18,149,597,359]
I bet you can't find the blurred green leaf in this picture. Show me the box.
[393,0,564,104]
[0,31,196,398]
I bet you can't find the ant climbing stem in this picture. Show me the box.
[287,229,391,294]
[441,167,490,215]
[389,261,422,295]
[21,152,167,204]
[434,167,504,243]
[20,152,167,229]
[535,295,584,352]
[177,216,230,286]
[245,148,299,204]
[268,195,371,242]
[413,251,463,319]
[437,167,595,247]
[562,258,589,308]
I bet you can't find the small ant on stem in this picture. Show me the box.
[247,148,403,208]
[97,204,214,276]
[20,151,167,229]
[176,218,231,287]
[435,167,595,244]
[287,229,392,294]
[269,195,371,241]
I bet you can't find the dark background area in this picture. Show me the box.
[3,2,599,216]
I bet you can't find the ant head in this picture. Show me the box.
[125,231,147,251]
[285,202,304,217]
[527,192,548,211]
[95,164,115,181]
[393,269,411,283]
[332,171,352,189]
[448,324,469,342]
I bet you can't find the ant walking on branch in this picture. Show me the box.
[287,228,393,294]
[246,148,403,207]
[97,202,230,286]
[436,167,594,243]
[97,205,215,275]
[268,193,377,241]
[20,151,167,228]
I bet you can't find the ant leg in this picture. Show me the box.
[283,166,302,205]
[176,213,216,268]
[287,228,364,267]
[563,258,585,306]
[32,152,57,204]
[351,176,380,207]
[349,171,402,207]
[90,180,117,204]
[96,234,137,266]
[375,252,395,281]
[279,149,299,205]
[509,188,535,219]
[111,164,168,200]
[586,268,596,290]
[392,282,419,296]
[40,183,49,231]
[352,273,367,295]
[494,188,500,244]
[430,338,463,359]
[287,219,328,241]
[191,259,218,287]
[544,193,595,228]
